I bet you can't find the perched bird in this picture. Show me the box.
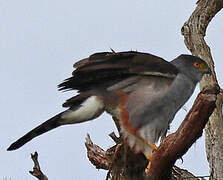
[8,51,211,173]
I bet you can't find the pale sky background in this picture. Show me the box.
[1,1,222,180]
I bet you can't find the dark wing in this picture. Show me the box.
[58,51,178,92]
[7,113,63,150]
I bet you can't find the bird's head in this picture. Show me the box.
[171,54,211,83]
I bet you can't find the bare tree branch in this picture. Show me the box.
[29,152,48,180]
[85,134,110,170]
[181,0,223,179]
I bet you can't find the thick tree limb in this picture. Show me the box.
[29,152,48,180]
[86,89,218,180]
[181,0,223,179]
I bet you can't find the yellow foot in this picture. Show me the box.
[150,144,158,152]
[145,161,151,175]
[145,154,153,174]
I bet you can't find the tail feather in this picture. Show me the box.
[7,95,105,151]
[7,113,63,151]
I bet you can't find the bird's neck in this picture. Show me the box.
[168,73,197,111]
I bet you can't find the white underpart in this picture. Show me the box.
[61,96,104,124]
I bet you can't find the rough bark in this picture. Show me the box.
[181,0,223,179]
[86,89,218,180]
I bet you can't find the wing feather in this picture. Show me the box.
[58,51,178,91]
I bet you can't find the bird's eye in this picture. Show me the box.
[193,62,200,68]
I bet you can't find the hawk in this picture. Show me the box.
[8,51,211,173]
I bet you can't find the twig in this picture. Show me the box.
[109,132,122,144]
[29,152,48,180]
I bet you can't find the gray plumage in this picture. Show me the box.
[8,51,211,155]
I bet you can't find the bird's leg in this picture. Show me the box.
[145,154,154,174]
[135,134,158,151]
[133,134,158,174]
[144,144,158,175]
[138,137,158,175]
[148,143,158,151]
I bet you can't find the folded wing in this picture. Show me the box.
[58,51,178,92]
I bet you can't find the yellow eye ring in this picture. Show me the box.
[193,62,200,68]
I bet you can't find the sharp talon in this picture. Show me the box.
[144,154,153,175]
[150,144,158,151]
[145,161,151,174]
